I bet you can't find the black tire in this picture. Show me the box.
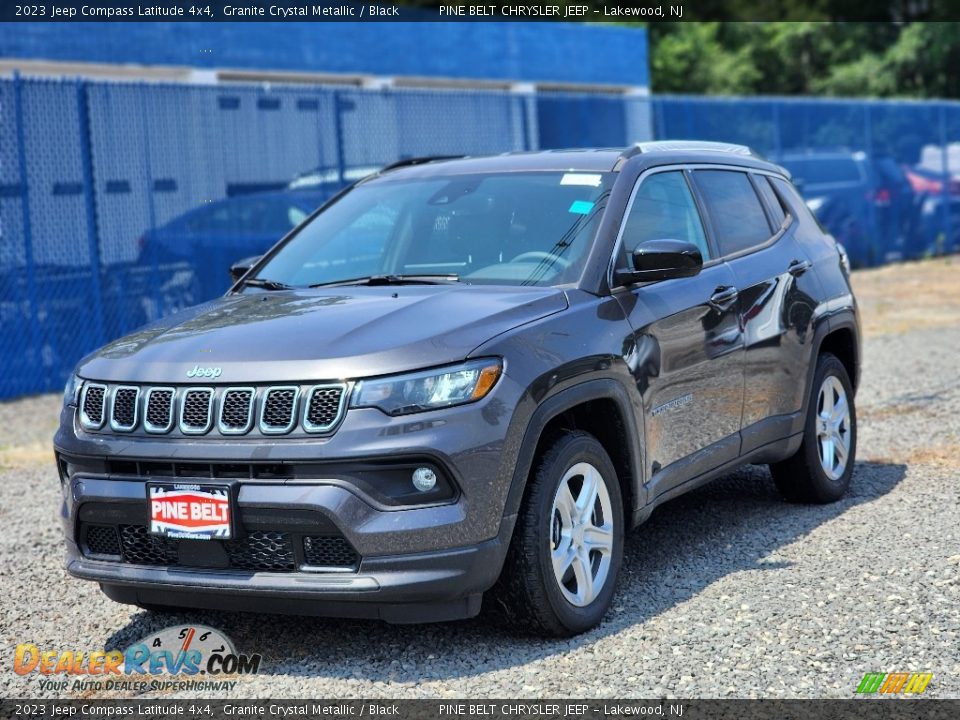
[496,430,624,637]
[771,353,857,503]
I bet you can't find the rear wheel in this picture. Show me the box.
[771,353,857,503]
[497,430,624,636]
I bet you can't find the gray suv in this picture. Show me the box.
[55,142,861,636]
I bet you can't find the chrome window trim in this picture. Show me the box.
[143,387,176,434]
[109,385,141,433]
[218,386,256,435]
[259,386,301,435]
[302,382,350,434]
[607,163,796,291]
[79,383,108,431]
[178,387,215,435]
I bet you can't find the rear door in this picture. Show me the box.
[612,168,745,499]
[691,169,822,455]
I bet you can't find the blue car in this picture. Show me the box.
[136,190,331,320]
[777,151,917,267]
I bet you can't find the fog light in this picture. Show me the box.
[412,467,437,492]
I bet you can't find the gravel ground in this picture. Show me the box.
[1,259,958,699]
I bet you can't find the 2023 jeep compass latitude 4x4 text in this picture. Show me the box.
[55,142,860,636]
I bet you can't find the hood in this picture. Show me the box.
[78,285,567,384]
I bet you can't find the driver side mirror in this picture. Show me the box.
[229,255,261,283]
[614,239,703,285]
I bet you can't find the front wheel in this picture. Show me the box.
[771,353,857,503]
[497,430,624,636]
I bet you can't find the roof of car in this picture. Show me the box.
[368,142,786,181]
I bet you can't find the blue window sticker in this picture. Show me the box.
[568,200,595,215]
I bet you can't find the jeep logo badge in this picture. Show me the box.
[187,365,222,379]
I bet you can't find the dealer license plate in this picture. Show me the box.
[147,483,232,540]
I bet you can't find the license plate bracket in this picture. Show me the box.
[147,482,233,540]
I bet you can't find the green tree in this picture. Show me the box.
[649,19,960,99]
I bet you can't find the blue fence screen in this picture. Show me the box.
[2,78,960,399]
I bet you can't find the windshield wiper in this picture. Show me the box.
[309,274,460,288]
[242,277,293,291]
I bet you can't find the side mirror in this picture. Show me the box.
[229,255,261,283]
[615,239,703,285]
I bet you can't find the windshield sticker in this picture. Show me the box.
[568,200,595,215]
[560,173,602,187]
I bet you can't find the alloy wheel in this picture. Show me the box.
[816,375,852,480]
[549,462,614,607]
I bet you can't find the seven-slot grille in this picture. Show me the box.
[304,385,347,432]
[144,388,174,433]
[219,388,254,434]
[110,386,140,431]
[77,382,348,437]
[80,384,106,429]
[180,388,214,434]
[260,387,298,433]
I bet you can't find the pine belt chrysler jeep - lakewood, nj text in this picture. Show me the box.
[55,142,860,636]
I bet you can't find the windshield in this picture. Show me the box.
[254,171,614,288]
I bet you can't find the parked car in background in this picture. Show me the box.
[287,165,381,191]
[135,189,331,322]
[904,145,960,257]
[777,151,917,267]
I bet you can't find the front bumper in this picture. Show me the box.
[55,378,526,621]
[61,474,514,622]
[68,532,508,623]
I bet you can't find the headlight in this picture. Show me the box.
[63,374,82,407]
[351,359,502,416]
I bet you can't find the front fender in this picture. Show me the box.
[500,377,646,530]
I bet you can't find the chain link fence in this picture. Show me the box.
[3,77,960,399]
[0,77,638,398]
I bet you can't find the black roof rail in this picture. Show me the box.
[379,155,465,173]
[617,144,646,162]
[616,141,763,168]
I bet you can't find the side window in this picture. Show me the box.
[754,175,787,228]
[694,170,773,256]
[621,171,710,260]
[771,176,828,234]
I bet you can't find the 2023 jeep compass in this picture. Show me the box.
[55,142,860,636]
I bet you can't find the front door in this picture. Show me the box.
[613,169,745,499]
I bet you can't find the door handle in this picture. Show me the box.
[708,285,739,310]
[788,258,812,276]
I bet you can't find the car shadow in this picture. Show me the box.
[104,460,906,683]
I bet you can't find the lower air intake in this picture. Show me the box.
[303,535,359,569]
